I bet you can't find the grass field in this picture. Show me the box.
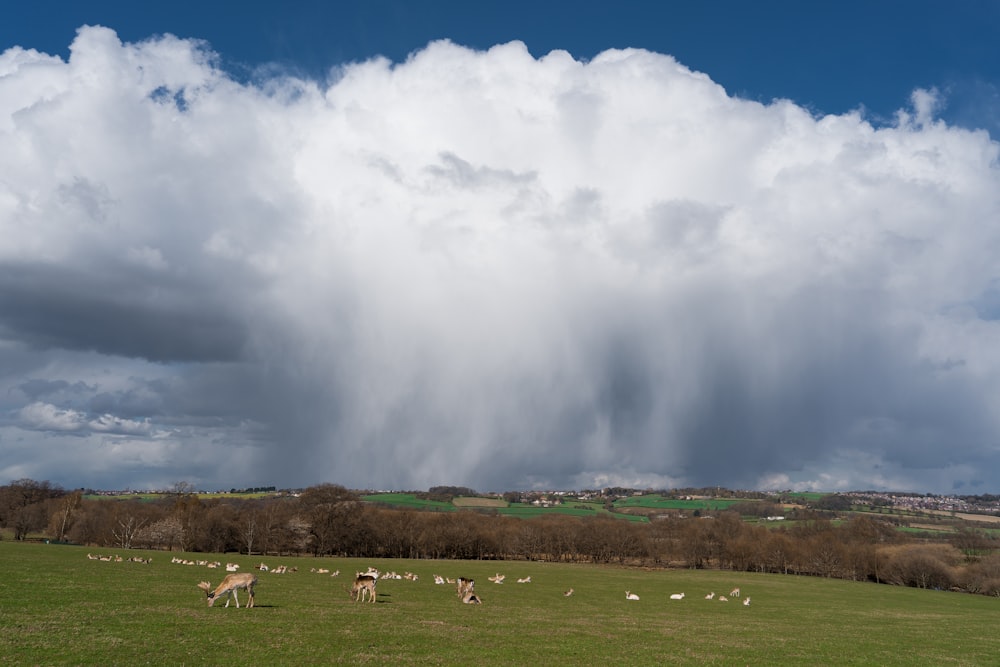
[361,493,649,521]
[1,542,998,665]
[613,494,745,512]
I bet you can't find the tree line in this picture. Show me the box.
[2,478,999,596]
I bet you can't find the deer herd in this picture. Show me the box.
[88,552,753,610]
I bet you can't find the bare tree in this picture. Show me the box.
[113,512,147,550]
[49,490,82,542]
[239,509,258,555]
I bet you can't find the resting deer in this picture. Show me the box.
[626,591,640,601]
[351,575,377,603]
[564,588,574,597]
[197,573,257,608]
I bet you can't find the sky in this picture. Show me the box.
[2,2,1000,495]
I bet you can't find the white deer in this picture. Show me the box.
[705,592,715,599]
[351,575,377,603]
[626,591,640,601]
[743,596,751,606]
[564,588,574,597]
[729,587,741,598]
[197,573,258,608]
[516,576,531,584]
[670,593,685,600]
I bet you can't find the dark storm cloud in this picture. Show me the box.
[2,29,1000,494]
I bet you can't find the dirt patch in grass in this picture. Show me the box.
[452,497,507,508]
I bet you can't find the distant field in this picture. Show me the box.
[613,494,746,511]
[452,497,507,508]
[785,491,827,502]
[923,509,1000,524]
[2,541,998,666]
[361,493,647,521]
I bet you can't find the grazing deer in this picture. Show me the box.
[197,573,257,608]
[351,575,377,603]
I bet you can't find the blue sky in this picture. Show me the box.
[2,2,1000,494]
[6,1,1000,129]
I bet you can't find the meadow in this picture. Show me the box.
[1,541,997,666]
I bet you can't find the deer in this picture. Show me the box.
[626,591,640,601]
[351,574,377,603]
[564,588,574,597]
[456,577,475,599]
[197,573,257,608]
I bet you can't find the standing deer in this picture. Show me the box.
[197,573,257,608]
[351,574,377,603]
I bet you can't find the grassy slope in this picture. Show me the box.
[1,541,998,666]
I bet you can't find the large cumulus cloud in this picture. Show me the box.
[2,26,999,493]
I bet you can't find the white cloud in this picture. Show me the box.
[1,27,1000,494]
[18,402,87,432]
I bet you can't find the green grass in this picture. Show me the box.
[1,541,998,666]
[613,494,745,511]
[361,493,648,521]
